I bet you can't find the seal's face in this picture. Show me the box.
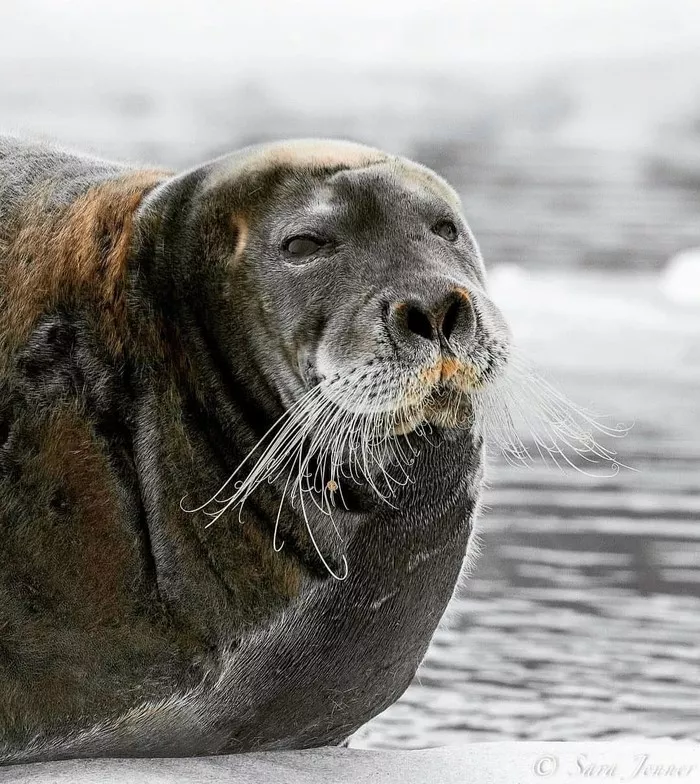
[162,140,513,526]
[206,141,510,437]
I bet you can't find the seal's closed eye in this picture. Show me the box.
[283,235,326,258]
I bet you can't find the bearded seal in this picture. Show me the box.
[0,136,510,763]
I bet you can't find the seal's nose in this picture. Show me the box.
[391,288,475,349]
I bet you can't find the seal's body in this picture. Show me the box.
[0,137,509,763]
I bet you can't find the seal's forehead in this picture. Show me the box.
[207,138,461,212]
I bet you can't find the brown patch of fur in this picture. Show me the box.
[32,406,135,625]
[440,357,461,381]
[0,169,167,366]
[418,357,466,385]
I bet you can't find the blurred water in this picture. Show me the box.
[354,272,700,746]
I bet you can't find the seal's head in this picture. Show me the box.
[146,139,511,514]
[159,140,507,417]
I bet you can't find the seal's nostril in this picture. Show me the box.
[405,306,434,341]
[441,299,462,341]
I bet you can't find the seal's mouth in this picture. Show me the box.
[392,381,474,435]
[394,356,485,432]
